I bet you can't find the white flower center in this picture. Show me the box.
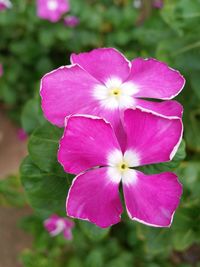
[47,0,58,10]
[93,77,139,110]
[107,149,140,184]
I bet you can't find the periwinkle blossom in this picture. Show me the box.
[44,214,74,239]
[40,48,185,149]
[37,0,70,22]
[64,15,79,27]
[0,0,12,11]
[58,108,183,228]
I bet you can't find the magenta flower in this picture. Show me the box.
[0,0,12,11]
[153,0,164,9]
[0,64,3,77]
[44,214,74,239]
[58,108,183,228]
[63,15,79,27]
[40,48,185,149]
[37,0,70,22]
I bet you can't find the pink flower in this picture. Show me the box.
[58,109,183,228]
[40,48,185,150]
[37,0,70,22]
[0,0,12,11]
[63,15,79,27]
[153,0,164,9]
[133,0,163,9]
[17,128,28,141]
[0,64,3,77]
[44,214,74,239]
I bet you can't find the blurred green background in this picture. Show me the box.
[0,0,200,266]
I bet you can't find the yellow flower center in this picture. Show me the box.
[110,87,121,97]
[119,162,128,172]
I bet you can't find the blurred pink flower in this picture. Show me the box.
[133,0,163,9]
[0,64,3,77]
[17,128,27,141]
[37,0,70,22]
[152,0,164,9]
[0,0,12,11]
[63,15,79,27]
[44,214,74,239]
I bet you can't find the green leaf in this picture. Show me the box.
[85,249,104,267]
[172,229,195,251]
[0,175,26,207]
[190,71,200,100]
[178,161,200,198]
[105,252,133,267]
[28,122,63,173]
[20,156,70,217]
[136,225,172,256]
[67,258,84,267]
[21,98,45,134]
[184,108,200,152]
[78,221,110,242]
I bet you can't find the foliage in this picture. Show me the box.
[0,174,26,207]
[0,0,200,266]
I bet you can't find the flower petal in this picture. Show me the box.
[70,48,131,84]
[123,170,182,227]
[135,99,183,118]
[126,58,185,99]
[44,215,58,234]
[63,228,73,240]
[58,115,121,174]
[124,108,183,166]
[40,65,102,127]
[66,167,123,228]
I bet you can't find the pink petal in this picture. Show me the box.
[100,108,127,152]
[63,228,73,240]
[124,108,183,166]
[58,115,121,175]
[70,48,131,84]
[63,15,79,27]
[135,99,183,118]
[123,170,182,227]
[64,218,74,228]
[44,214,59,234]
[40,64,126,149]
[67,167,123,228]
[127,58,185,99]
[40,65,101,127]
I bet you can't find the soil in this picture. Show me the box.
[0,111,32,267]
[0,111,27,178]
